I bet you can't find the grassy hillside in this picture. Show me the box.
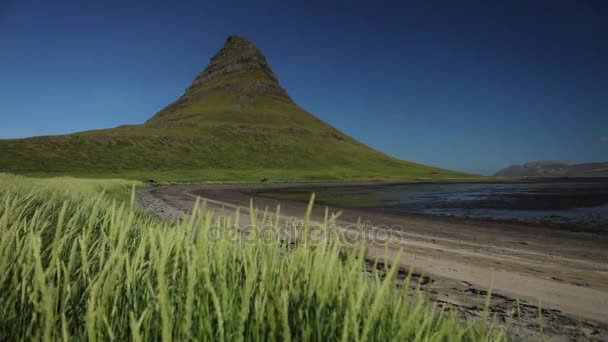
[0,36,474,182]
[0,95,471,182]
[0,174,503,340]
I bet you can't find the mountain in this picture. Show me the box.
[495,161,608,178]
[0,35,471,182]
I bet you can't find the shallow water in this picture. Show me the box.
[259,180,608,229]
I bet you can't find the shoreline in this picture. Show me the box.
[248,179,608,234]
[190,185,608,287]
[136,183,608,340]
[165,176,608,189]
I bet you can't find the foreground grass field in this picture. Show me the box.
[0,174,503,341]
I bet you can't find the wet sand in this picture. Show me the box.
[136,181,608,340]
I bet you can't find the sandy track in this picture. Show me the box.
[137,183,608,340]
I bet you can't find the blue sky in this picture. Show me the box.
[0,0,607,174]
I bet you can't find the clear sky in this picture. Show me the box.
[1,0,607,175]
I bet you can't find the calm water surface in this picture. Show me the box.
[260,181,608,228]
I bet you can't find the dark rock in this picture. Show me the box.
[149,34,293,122]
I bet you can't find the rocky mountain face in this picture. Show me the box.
[496,161,608,178]
[190,35,290,100]
[148,35,293,125]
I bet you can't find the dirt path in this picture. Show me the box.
[136,183,608,341]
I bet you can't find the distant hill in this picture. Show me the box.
[0,35,472,182]
[496,161,608,178]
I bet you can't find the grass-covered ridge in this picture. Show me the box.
[0,174,503,340]
[0,93,472,182]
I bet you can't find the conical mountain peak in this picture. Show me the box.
[0,35,467,180]
[148,35,293,123]
[190,34,285,94]
[224,34,254,47]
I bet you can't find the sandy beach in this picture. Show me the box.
[136,181,608,340]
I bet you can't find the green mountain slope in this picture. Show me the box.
[0,35,472,182]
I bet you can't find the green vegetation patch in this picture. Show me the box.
[0,175,504,340]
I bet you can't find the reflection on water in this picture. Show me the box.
[259,181,608,229]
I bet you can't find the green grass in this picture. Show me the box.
[0,174,504,341]
[15,167,481,184]
[0,92,477,182]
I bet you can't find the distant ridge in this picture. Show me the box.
[496,161,608,178]
[0,35,471,181]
